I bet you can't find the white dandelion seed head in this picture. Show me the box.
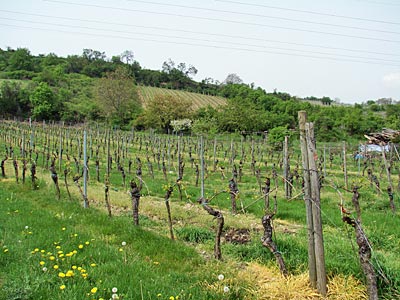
[223,286,230,293]
[112,287,118,293]
[121,241,126,246]
[218,274,224,281]
[112,293,119,299]
[42,267,48,272]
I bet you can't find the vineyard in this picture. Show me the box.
[0,118,399,299]
[137,86,227,109]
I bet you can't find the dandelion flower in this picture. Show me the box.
[53,265,59,270]
[121,241,126,246]
[223,286,230,293]
[112,294,119,299]
[72,265,77,270]
[49,256,55,260]
[60,284,66,290]
[78,244,84,249]
[58,272,66,278]
[157,294,162,298]
[169,297,175,300]
[218,274,224,281]
[91,287,98,294]
[25,226,29,229]
[39,261,45,266]
[66,270,74,277]
[85,241,90,245]
[112,287,118,293]
[42,267,47,272]
[90,263,96,267]
[62,227,66,231]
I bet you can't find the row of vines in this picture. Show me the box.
[0,119,399,298]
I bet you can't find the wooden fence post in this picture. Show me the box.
[298,111,317,289]
[306,122,327,296]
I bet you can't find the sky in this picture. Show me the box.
[1,0,400,104]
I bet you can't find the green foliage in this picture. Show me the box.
[175,226,214,243]
[94,66,141,127]
[140,94,192,132]
[29,82,61,120]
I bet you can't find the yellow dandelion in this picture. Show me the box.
[56,246,61,249]
[72,265,77,270]
[91,287,98,294]
[82,273,88,279]
[73,250,77,254]
[78,244,84,249]
[66,270,74,277]
[34,248,39,252]
[60,284,66,290]
[53,265,59,270]
[49,256,55,260]
[39,261,45,266]
[85,241,90,245]
[40,250,45,253]
[3,249,9,253]
[169,296,175,300]
[58,272,66,278]
[157,294,162,297]
[90,263,96,267]
[62,227,66,231]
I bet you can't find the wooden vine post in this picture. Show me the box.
[83,130,89,208]
[298,111,327,295]
[283,135,290,199]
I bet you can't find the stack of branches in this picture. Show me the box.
[364,128,400,145]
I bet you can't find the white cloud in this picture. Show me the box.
[382,73,400,88]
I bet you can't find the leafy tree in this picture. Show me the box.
[140,94,192,133]
[29,82,60,120]
[223,73,243,85]
[7,48,34,71]
[0,81,31,118]
[217,98,267,132]
[94,66,141,126]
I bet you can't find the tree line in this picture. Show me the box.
[0,47,399,142]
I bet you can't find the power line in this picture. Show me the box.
[216,0,400,26]
[2,22,400,68]
[1,9,399,58]
[2,16,400,64]
[123,0,400,35]
[42,0,400,44]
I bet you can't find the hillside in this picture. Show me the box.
[137,85,227,109]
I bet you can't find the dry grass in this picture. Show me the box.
[235,262,368,300]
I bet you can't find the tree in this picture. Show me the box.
[94,66,141,126]
[0,81,29,118]
[223,73,243,85]
[121,50,134,65]
[7,48,34,71]
[29,82,60,120]
[140,94,192,133]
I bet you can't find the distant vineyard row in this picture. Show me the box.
[137,86,227,109]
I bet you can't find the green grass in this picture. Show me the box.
[1,120,400,299]
[0,182,240,300]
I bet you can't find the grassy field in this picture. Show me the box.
[1,120,399,299]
